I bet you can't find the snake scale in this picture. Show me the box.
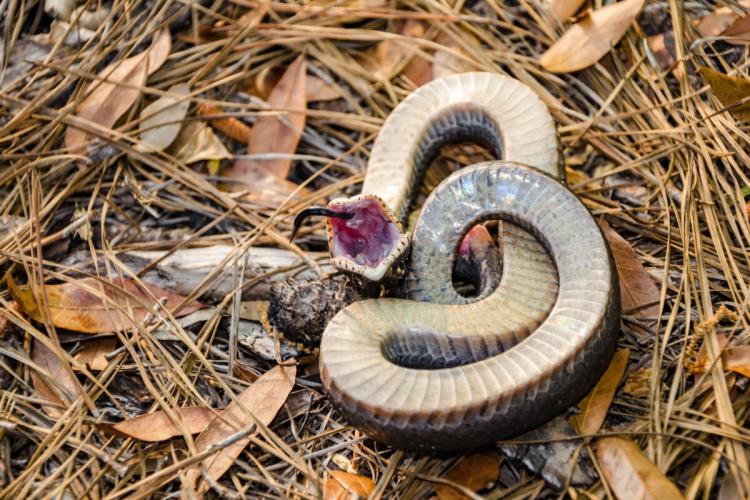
[302,73,619,451]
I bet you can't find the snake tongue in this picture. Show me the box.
[329,198,402,269]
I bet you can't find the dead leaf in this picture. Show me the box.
[323,471,375,500]
[402,54,433,87]
[435,451,501,500]
[9,275,202,334]
[572,348,629,435]
[693,333,730,374]
[109,407,215,442]
[170,121,232,164]
[723,346,750,378]
[600,220,660,319]
[183,364,296,494]
[551,0,586,21]
[694,8,739,37]
[363,20,426,81]
[433,34,474,79]
[31,340,80,418]
[227,55,307,182]
[699,66,750,121]
[65,29,171,154]
[136,83,191,152]
[540,0,645,73]
[306,76,344,102]
[597,437,684,499]
[73,337,117,370]
[723,14,750,43]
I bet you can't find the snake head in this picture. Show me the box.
[293,194,408,281]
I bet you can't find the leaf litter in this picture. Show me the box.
[1,0,749,498]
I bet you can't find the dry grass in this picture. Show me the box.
[1,0,750,498]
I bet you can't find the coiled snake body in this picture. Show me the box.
[310,73,619,451]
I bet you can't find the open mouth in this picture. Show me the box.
[328,197,403,271]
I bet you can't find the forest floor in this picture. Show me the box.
[1,0,750,498]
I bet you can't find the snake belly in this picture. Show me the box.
[319,73,619,451]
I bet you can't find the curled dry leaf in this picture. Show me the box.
[572,348,629,435]
[73,337,117,371]
[169,121,231,164]
[136,83,191,152]
[540,0,645,73]
[323,471,375,500]
[65,29,171,155]
[599,221,660,319]
[699,66,750,121]
[363,20,426,81]
[227,55,307,182]
[435,451,501,500]
[183,363,296,495]
[108,407,215,442]
[9,275,202,334]
[723,345,750,377]
[32,340,80,418]
[551,0,586,21]
[597,437,684,500]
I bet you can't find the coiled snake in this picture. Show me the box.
[297,73,619,451]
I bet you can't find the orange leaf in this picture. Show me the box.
[31,340,80,418]
[540,0,645,73]
[600,221,660,319]
[108,407,215,442]
[183,364,296,495]
[227,55,307,182]
[597,437,684,499]
[64,29,171,155]
[435,451,501,500]
[550,0,586,21]
[699,65,750,121]
[9,275,202,334]
[323,471,375,500]
[73,337,117,371]
[572,348,629,435]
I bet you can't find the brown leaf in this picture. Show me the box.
[250,68,342,102]
[227,55,307,182]
[600,220,660,319]
[306,76,344,102]
[183,364,296,494]
[323,471,375,500]
[694,8,739,37]
[239,301,267,322]
[109,407,215,442]
[646,32,676,71]
[363,20,426,81]
[73,337,117,371]
[693,333,730,374]
[170,121,232,164]
[402,55,433,87]
[551,0,586,21]
[699,66,750,121]
[572,348,629,435]
[31,340,80,418]
[540,0,645,73]
[9,275,202,334]
[597,437,684,500]
[433,34,474,79]
[724,14,750,43]
[435,451,501,500]
[724,345,750,378]
[64,29,171,154]
[622,367,652,398]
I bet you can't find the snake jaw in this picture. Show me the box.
[326,194,408,281]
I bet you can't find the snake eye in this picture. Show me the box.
[290,206,354,242]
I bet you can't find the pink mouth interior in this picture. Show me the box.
[330,198,402,269]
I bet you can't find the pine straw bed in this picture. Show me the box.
[1,0,750,498]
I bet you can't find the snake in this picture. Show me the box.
[294,73,620,452]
